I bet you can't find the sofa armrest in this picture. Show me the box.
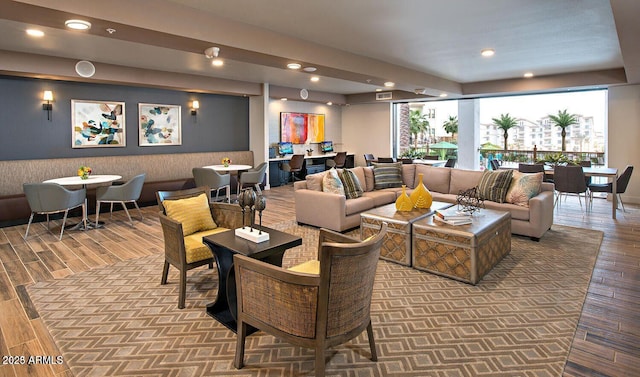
[294,181,308,190]
[294,189,347,229]
[527,190,555,235]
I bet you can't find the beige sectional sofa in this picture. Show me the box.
[293,164,555,240]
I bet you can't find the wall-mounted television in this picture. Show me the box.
[320,141,334,153]
[278,141,294,155]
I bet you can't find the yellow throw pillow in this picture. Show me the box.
[163,193,217,236]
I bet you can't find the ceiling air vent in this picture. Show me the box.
[376,92,393,101]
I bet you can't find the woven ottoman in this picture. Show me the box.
[412,209,511,284]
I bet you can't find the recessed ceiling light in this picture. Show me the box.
[280,98,288,101]
[480,48,495,57]
[376,88,383,92]
[310,76,319,82]
[303,67,317,72]
[326,102,332,106]
[523,72,534,78]
[384,81,395,87]
[65,19,91,30]
[212,59,224,67]
[439,93,448,97]
[287,63,301,70]
[26,29,44,37]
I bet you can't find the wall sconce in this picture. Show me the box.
[191,100,199,116]
[43,90,53,121]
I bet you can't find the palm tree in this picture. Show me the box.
[492,113,518,152]
[409,110,429,148]
[548,109,578,152]
[443,115,458,139]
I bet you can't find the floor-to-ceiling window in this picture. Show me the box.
[393,89,607,167]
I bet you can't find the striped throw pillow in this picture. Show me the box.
[477,169,513,203]
[372,162,403,189]
[339,169,363,199]
[163,193,217,236]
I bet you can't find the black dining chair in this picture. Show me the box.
[377,157,395,163]
[364,154,375,166]
[553,165,588,210]
[444,158,457,168]
[490,159,500,170]
[588,165,633,212]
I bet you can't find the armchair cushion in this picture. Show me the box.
[288,260,320,275]
[163,193,217,236]
[183,228,226,263]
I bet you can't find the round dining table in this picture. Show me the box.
[44,174,122,230]
[203,164,252,172]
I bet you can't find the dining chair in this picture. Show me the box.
[192,167,231,203]
[553,165,588,209]
[589,165,633,212]
[579,160,592,187]
[518,163,544,173]
[364,153,375,166]
[400,158,414,164]
[233,222,388,377]
[239,162,268,195]
[377,157,395,163]
[23,183,86,240]
[326,151,347,169]
[490,159,501,170]
[281,154,305,183]
[444,158,457,168]
[95,173,146,227]
[421,155,439,160]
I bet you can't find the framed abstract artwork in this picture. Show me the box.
[280,112,325,143]
[138,103,182,146]
[71,100,126,148]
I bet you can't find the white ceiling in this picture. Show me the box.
[0,0,637,98]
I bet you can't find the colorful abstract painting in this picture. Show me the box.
[280,112,325,143]
[72,100,126,148]
[138,103,182,146]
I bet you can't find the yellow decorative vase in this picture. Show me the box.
[410,173,433,208]
[395,185,413,212]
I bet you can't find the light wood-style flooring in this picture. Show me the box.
[0,185,638,376]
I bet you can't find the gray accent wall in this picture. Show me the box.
[0,76,249,161]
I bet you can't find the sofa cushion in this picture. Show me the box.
[322,168,345,196]
[349,167,367,192]
[415,165,450,193]
[372,162,403,189]
[401,164,416,188]
[362,190,397,207]
[483,201,530,221]
[306,171,326,191]
[449,169,484,195]
[339,169,363,199]
[163,193,217,236]
[344,196,375,216]
[506,171,543,207]
[363,167,375,191]
[477,169,513,203]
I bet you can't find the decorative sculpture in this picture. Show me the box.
[456,187,485,214]
[235,188,269,242]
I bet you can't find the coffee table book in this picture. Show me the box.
[433,215,472,226]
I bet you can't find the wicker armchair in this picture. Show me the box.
[156,186,250,309]
[233,222,388,377]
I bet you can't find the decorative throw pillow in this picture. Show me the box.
[477,169,513,203]
[162,193,217,236]
[372,162,403,189]
[506,171,543,207]
[322,168,345,196]
[339,169,364,199]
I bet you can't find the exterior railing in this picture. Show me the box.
[480,149,605,166]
